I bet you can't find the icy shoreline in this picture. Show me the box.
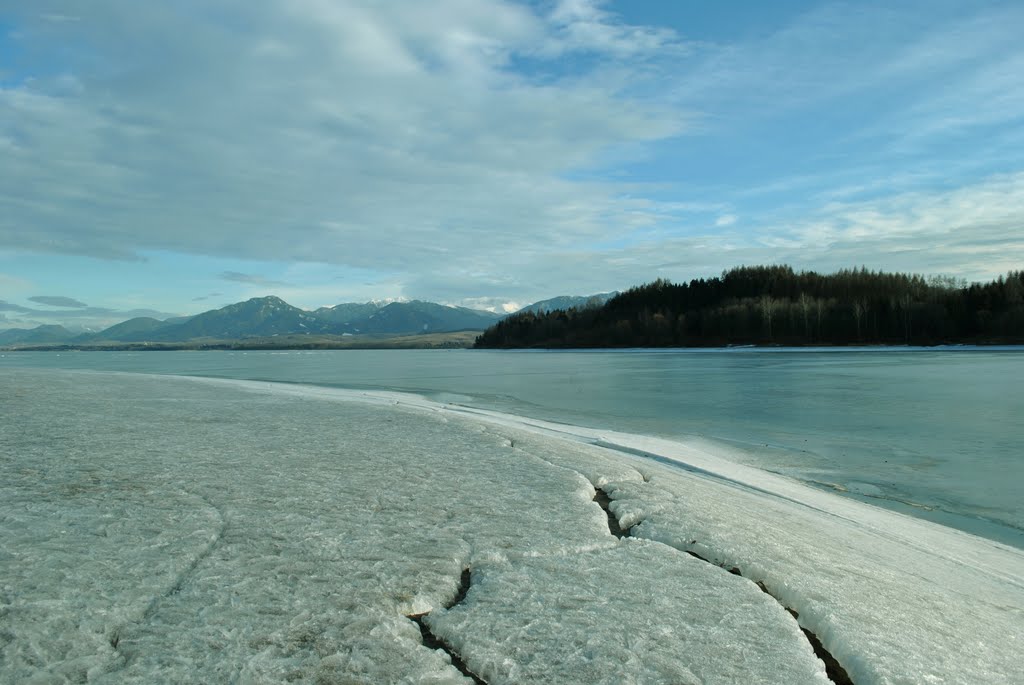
[2,369,1022,684]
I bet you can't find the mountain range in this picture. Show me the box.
[0,293,613,347]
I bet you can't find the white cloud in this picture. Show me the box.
[0,1,684,285]
[544,0,683,57]
[1,0,1022,313]
[0,302,183,332]
[488,172,1024,292]
[773,173,1024,279]
[451,296,523,313]
[662,1,1024,144]
[219,272,291,288]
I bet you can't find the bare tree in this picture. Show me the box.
[853,299,867,340]
[799,293,812,340]
[759,295,774,340]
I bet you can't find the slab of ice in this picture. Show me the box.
[425,406,1024,685]
[603,469,1024,685]
[428,539,829,684]
[2,369,1022,684]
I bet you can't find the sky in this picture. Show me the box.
[2,0,1023,331]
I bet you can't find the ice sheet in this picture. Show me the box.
[2,370,609,683]
[2,369,1022,684]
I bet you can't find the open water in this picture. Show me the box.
[3,347,1022,547]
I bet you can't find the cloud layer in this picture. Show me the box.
[0,2,682,287]
[28,295,88,308]
[0,300,180,332]
[1,0,1022,314]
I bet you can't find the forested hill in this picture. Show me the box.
[475,266,1024,348]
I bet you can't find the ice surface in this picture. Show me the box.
[2,369,1022,684]
[1,370,609,683]
[604,471,1024,685]
[427,411,1024,685]
[427,540,829,684]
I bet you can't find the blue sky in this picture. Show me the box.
[2,0,1023,330]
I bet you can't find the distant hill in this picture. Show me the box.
[0,324,77,345]
[312,302,382,330]
[154,296,334,340]
[2,296,504,347]
[77,317,177,343]
[516,292,618,315]
[359,301,500,335]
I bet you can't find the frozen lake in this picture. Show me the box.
[2,368,1022,684]
[4,347,1023,547]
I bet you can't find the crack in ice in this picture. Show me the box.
[680,548,853,684]
[595,481,855,685]
[594,487,630,539]
[408,569,485,684]
[108,491,227,669]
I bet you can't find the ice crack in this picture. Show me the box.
[407,569,485,684]
[594,488,630,539]
[683,547,853,685]
[146,493,227,615]
[108,492,228,665]
[597,482,853,685]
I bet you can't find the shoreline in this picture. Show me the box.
[12,360,1024,549]
[181,372,1024,554]
[5,340,1024,352]
[6,350,1022,549]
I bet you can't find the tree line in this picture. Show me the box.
[475,266,1024,348]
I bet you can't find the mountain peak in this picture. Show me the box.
[245,295,289,306]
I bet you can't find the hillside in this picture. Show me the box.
[151,297,334,340]
[515,292,617,315]
[359,301,500,335]
[0,325,76,346]
[77,317,177,343]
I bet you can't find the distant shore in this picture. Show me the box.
[0,330,482,352]
[9,336,1024,353]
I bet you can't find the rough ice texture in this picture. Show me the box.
[1,369,1022,684]
[605,471,1024,685]
[427,540,829,684]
